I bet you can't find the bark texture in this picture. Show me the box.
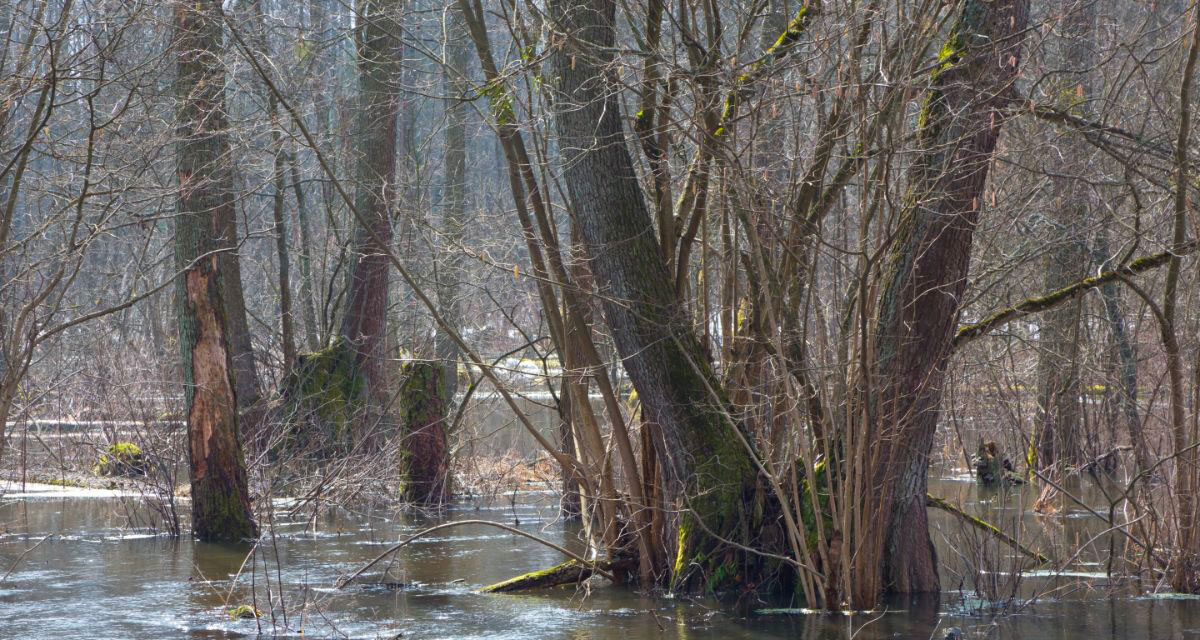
[1034,0,1096,469]
[339,0,402,400]
[547,0,757,589]
[173,0,257,542]
[397,359,451,505]
[436,5,470,403]
[867,0,1029,598]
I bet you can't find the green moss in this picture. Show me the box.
[396,358,451,504]
[227,604,261,620]
[94,442,147,477]
[478,560,593,592]
[282,337,365,453]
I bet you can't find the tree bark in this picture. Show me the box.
[868,0,1029,598]
[547,0,757,589]
[397,358,451,505]
[1034,0,1096,470]
[339,0,402,401]
[437,4,470,404]
[173,0,257,542]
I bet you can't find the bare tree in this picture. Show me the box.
[173,0,257,541]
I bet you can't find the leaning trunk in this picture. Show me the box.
[865,0,1030,600]
[548,0,758,589]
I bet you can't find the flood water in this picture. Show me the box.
[3,472,1200,639]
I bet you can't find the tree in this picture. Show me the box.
[173,0,258,541]
[1034,0,1097,470]
[339,0,404,402]
[547,0,760,589]
[864,0,1031,597]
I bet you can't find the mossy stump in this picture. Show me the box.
[280,337,366,456]
[94,443,147,477]
[973,441,1021,486]
[397,359,451,505]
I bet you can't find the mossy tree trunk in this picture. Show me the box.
[865,0,1029,600]
[173,0,257,542]
[397,359,451,505]
[547,0,758,590]
[339,0,402,402]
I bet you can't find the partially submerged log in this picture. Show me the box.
[926,494,1049,565]
[478,560,597,593]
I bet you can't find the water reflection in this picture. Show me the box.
[2,477,1200,638]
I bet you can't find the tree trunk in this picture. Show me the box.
[248,0,298,375]
[173,0,257,542]
[1034,0,1096,470]
[437,4,469,404]
[867,0,1030,598]
[547,0,757,589]
[397,358,451,505]
[339,0,402,401]
[289,151,322,351]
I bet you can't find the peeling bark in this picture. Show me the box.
[173,0,257,542]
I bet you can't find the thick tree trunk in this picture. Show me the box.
[173,0,257,542]
[339,0,402,401]
[1034,0,1096,470]
[868,0,1029,598]
[397,359,451,505]
[289,152,322,351]
[547,0,757,589]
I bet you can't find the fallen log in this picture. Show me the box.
[926,494,1050,565]
[478,559,598,593]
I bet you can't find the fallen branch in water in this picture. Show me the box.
[926,494,1050,565]
[478,559,600,593]
[1,534,55,582]
[336,519,612,588]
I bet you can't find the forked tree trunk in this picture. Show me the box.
[173,0,257,542]
[339,0,402,401]
[867,0,1030,598]
[548,0,758,589]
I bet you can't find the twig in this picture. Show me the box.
[1,534,55,582]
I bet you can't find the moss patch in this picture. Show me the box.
[280,337,365,454]
[227,604,261,620]
[94,442,147,477]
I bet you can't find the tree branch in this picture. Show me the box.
[953,240,1198,350]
